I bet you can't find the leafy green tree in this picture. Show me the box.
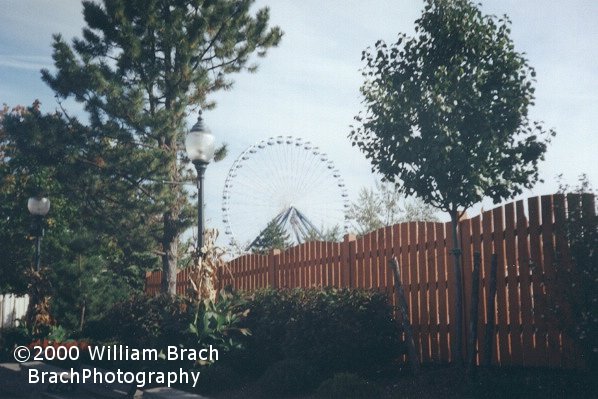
[1,103,151,330]
[304,224,342,242]
[347,182,438,236]
[42,0,282,295]
[350,0,553,363]
[251,220,291,255]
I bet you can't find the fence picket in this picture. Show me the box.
[425,222,440,363]
[541,195,562,368]
[470,215,483,365]
[528,196,548,365]
[460,218,473,362]
[493,206,511,365]
[516,200,534,366]
[481,210,494,365]
[371,230,380,290]
[144,194,592,369]
[505,202,523,364]
[435,222,450,362]
[418,222,430,363]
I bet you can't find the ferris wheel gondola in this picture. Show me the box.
[222,136,349,251]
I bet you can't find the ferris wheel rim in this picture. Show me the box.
[222,136,349,250]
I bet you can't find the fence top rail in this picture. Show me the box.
[224,193,595,264]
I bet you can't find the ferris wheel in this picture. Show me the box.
[222,136,349,251]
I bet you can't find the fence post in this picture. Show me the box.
[341,234,356,288]
[268,249,280,288]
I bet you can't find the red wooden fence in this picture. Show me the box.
[146,194,596,368]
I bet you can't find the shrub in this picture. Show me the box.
[258,358,320,397]
[82,294,191,350]
[241,288,402,377]
[550,179,598,371]
[283,289,401,376]
[317,372,381,398]
[188,287,250,360]
[235,289,300,375]
[80,294,193,372]
[0,324,31,361]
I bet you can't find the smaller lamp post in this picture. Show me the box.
[185,111,215,258]
[28,196,50,271]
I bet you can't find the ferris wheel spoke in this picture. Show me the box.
[223,136,348,251]
[229,177,279,203]
[293,153,320,200]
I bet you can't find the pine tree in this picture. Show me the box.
[250,220,291,255]
[1,103,152,328]
[42,0,282,295]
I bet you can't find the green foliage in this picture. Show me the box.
[46,325,70,343]
[233,289,300,374]
[347,181,439,235]
[42,0,282,295]
[188,287,251,360]
[1,105,151,334]
[553,176,598,370]
[257,358,320,397]
[350,0,553,215]
[317,373,381,399]
[0,325,31,361]
[241,288,402,377]
[350,0,553,366]
[82,294,191,350]
[282,289,401,376]
[49,255,133,333]
[250,219,292,254]
[304,224,343,242]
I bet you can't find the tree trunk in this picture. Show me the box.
[160,131,181,297]
[450,210,464,365]
[161,211,179,296]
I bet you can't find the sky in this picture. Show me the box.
[1,0,596,244]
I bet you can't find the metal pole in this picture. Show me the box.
[34,215,43,272]
[194,161,207,258]
[35,235,41,272]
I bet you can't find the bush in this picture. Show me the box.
[241,288,402,378]
[548,179,598,371]
[258,358,320,397]
[80,294,193,372]
[233,289,300,375]
[0,325,31,361]
[82,294,191,350]
[317,373,381,398]
[188,288,250,359]
[284,289,402,376]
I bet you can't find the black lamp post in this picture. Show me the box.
[27,196,50,271]
[185,112,215,258]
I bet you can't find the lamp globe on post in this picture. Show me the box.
[185,111,215,258]
[27,196,50,271]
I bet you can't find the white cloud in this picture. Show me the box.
[0,55,52,70]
